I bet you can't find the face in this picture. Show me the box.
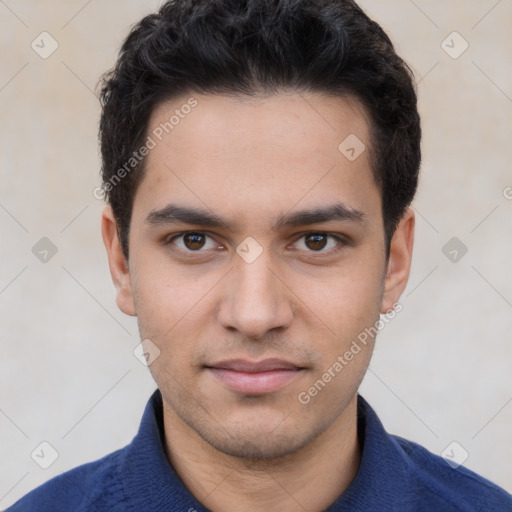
[102,91,414,459]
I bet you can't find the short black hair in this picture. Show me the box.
[98,0,421,259]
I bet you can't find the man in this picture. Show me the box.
[8,0,512,510]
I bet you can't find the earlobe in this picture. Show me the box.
[101,206,137,317]
[380,208,415,314]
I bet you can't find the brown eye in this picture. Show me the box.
[166,231,218,252]
[183,232,206,250]
[304,233,328,251]
[291,232,346,255]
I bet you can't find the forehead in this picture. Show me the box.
[133,91,380,229]
[146,91,370,160]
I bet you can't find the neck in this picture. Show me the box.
[162,396,361,512]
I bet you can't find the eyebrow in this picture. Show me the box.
[145,202,365,231]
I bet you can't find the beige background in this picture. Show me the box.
[1,0,511,508]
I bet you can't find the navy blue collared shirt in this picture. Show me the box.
[7,390,512,511]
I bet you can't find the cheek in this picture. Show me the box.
[130,256,217,374]
[303,259,384,335]
[130,251,205,331]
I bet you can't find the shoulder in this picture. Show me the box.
[6,448,128,512]
[391,434,512,511]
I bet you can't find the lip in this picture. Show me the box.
[205,358,304,395]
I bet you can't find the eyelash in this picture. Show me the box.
[164,231,348,257]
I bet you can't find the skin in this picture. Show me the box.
[102,91,415,512]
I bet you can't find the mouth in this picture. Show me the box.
[204,358,305,395]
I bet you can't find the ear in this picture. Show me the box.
[101,206,137,316]
[380,207,415,314]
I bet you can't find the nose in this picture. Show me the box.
[217,249,294,340]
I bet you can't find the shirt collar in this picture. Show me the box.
[119,389,410,511]
[119,389,210,511]
[326,394,412,510]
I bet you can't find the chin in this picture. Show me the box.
[199,423,323,461]
[208,436,302,460]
